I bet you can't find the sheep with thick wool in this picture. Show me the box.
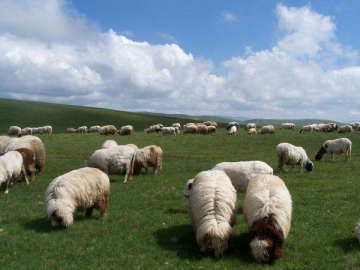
[0,151,29,194]
[101,140,118,149]
[259,125,275,134]
[280,123,295,130]
[276,143,314,173]
[21,127,33,137]
[246,123,256,130]
[212,161,273,192]
[133,145,163,175]
[247,128,257,135]
[299,125,313,133]
[15,148,36,181]
[244,174,292,263]
[338,125,353,134]
[315,138,352,162]
[118,125,133,136]
[184,125,198,134]
[188,170,237,257]
[88,125,101,133]
[0,136,12,154]
[76,126,88,133]
[45,167,110,228]
[66,128,76,133]
[161,127,176,135]
[229,125,237,135]
[8,126,21,136]
[87,145,136,183]
[207,126,217,134]
[5,135,46,173]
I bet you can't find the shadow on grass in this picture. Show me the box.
[165,208,188,215]
[333,237,360,252]
[22,215,87,233]
[153,224,254,264]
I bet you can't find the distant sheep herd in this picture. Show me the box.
[0,119,359,264]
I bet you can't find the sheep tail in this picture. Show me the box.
[130,152,136,175]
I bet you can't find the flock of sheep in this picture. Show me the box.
[0,120,359,264]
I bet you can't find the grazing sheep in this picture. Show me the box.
[315,138,352,162]
[44,125,53,135]
[299,125,313,134]
[247,128,257,135]
[145,124,162,133]
[0,136,12,154]
[172,123,181,129]
[15,148,36,181]
[118,125,133,136]
[161,127,176,135]
[280,123,295,130]
[259,125,275,134]
[174,127,181,134]
[126,144,139,151]
[184,125,198,134]
[354,220,360,243]
[8,126,21,136]
[133,145,163,175]
[349,122,360,130]
[88,125,101,133]
[32,128,39,134]
[338,125,353,134]
[189,170,237,257]
[66,128,76,133]
[101,140,118,149]
[20,127,32,137]
[184,123,196,129]
[276,143,314,173]
[207,126,217,134]
[197,124,208,134]
[45,167,110,227]
[246,123,256,130]
[0,151,29,194]
[183,179,194,198]
[229,125,237,135]
[100,125,112,135]
[318,123,325,131]
[87,146,136,183]
[322,123,338,132]
[227,121,239,131]
[76,126,88,133]
[212,161,273,192]
[5,135,46,173]
[244,174,292,263]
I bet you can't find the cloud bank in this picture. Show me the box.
[0,0,359,121]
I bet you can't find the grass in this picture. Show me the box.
[0,125,359,269]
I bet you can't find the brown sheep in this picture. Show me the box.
[133,145,163,175]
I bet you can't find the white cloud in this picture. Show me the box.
[157,32,177,44]
[0,1,360,121]
[221,11,237,22]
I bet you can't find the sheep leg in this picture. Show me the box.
[145,167,149,175]
[153,166,159,174]
[99,196,108,218]
[85,207,94,217]
[123,166,131,183]
[300,165,303,173]
[331,154,335,162]
[4,180,9,194]
[21,166,29,185]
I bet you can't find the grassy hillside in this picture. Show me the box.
[0,99,197,133]
[0,129,359,269]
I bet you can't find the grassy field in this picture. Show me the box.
[0,127,359,270]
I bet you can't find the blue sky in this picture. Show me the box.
[1,0,360,121]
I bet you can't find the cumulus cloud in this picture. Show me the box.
[221,11,237,23]
[157,32,177,44]
[0,1,360,121]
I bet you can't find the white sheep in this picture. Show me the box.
[88,125,101,133]
[21,127,32,136]
[207,126,217,134]
[183,125,198,134]
[0,136,12,154]
[299,125,313,133]
[31,128,39,134]
[133,145,163,175]
[45,167,110,227]
[76,126,88,133]
[101,140,118,149]
[183,179,194,198]
[87,145,136,183]
[258,125,275,134]
[244,174,292,263]
[161,127,176,135]
[196,124,208,134]
[189,170,237,257]
[354,220,360,243]
[276,143,314,173]
[247,128,257,135]
[8,126,21,136]
[212,161,273,192]
[66,128,76,133]
[315,138,352,162]
[0,151,29,194]
[172,123,181,129]
[280,123,295,130]
[118,125,133,136]
[338,125,354,134]
[229,125,237,135]
[246,123,256,130]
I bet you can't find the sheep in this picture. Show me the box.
[44,125,53,135]
[246,123,256,130]
[45,167,110,227]
[247,128,257,135]
[32,128,39,134]
[258,125,275,134]
[276,143,314,173]
[243,174,292,263]
[88,125,101,133]
[100,125,112,135]
[118,125,133,136]
[0,151,29,194]
[8,126,21,136]
[322,123,338,132]
[338,125,354,134]
[299,125,313,134]
[87,145,136,183]
[280,123,295,130]
[126,144,139,151]
[317,123,325,131]
[207,126,217,134]
[5,135,46,173]
[212,161,273,192]
[229,125,237,135]
[197,124,208,134]
[20,127,32,137]
[101,140,118,149]
[66,128,76,133]
[189,170,237,257]
[76,126,88,133]
[184,123,196,129]
[161,127,176,135]
[174,127,181,134]
[354,220,360,243]
[183,179,194,198]
[227,121,239,130]
[145,124,162,133]
[315,138,352,162]
[0,136,12,154]
[183,125,198,134]
[349,122,360,130]
[172,123,181,129]
[133,145,163,175]
[15,148,36,181]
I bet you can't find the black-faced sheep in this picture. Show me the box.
[276,143,314,173]
[315,138,352,162]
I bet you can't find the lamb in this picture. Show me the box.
[280,123,295,130]
[246,123,256,130]
[247,128,257,135]
[88,125,101,133]
[188,170,237,257]
[0,151,29,194]
[45,167,110,227]
[0,136,12,154]
[87,145,136,183]
[76,126,88,133]
[299,125,313,133]
[133,145,163,175]
[5,135,46,172]
[161,127,176,135]
[20,127,32,137]
[118,125,133,136]
[66,128,76,133]
[196,124,208,134]
[338,125,353,134]
[212,161,273,192]
[229,125,237,135]
[276,143,314,173]
[183,125,198,134]
[315,138,352,162]
[101,140,118,149]
[258,125,275,134]
[243,174,292,263]
[354,220,360,243]
[8,126,21,136]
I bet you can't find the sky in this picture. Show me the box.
[0,0,360,121]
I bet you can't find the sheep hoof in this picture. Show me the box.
[4,190,8,194]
